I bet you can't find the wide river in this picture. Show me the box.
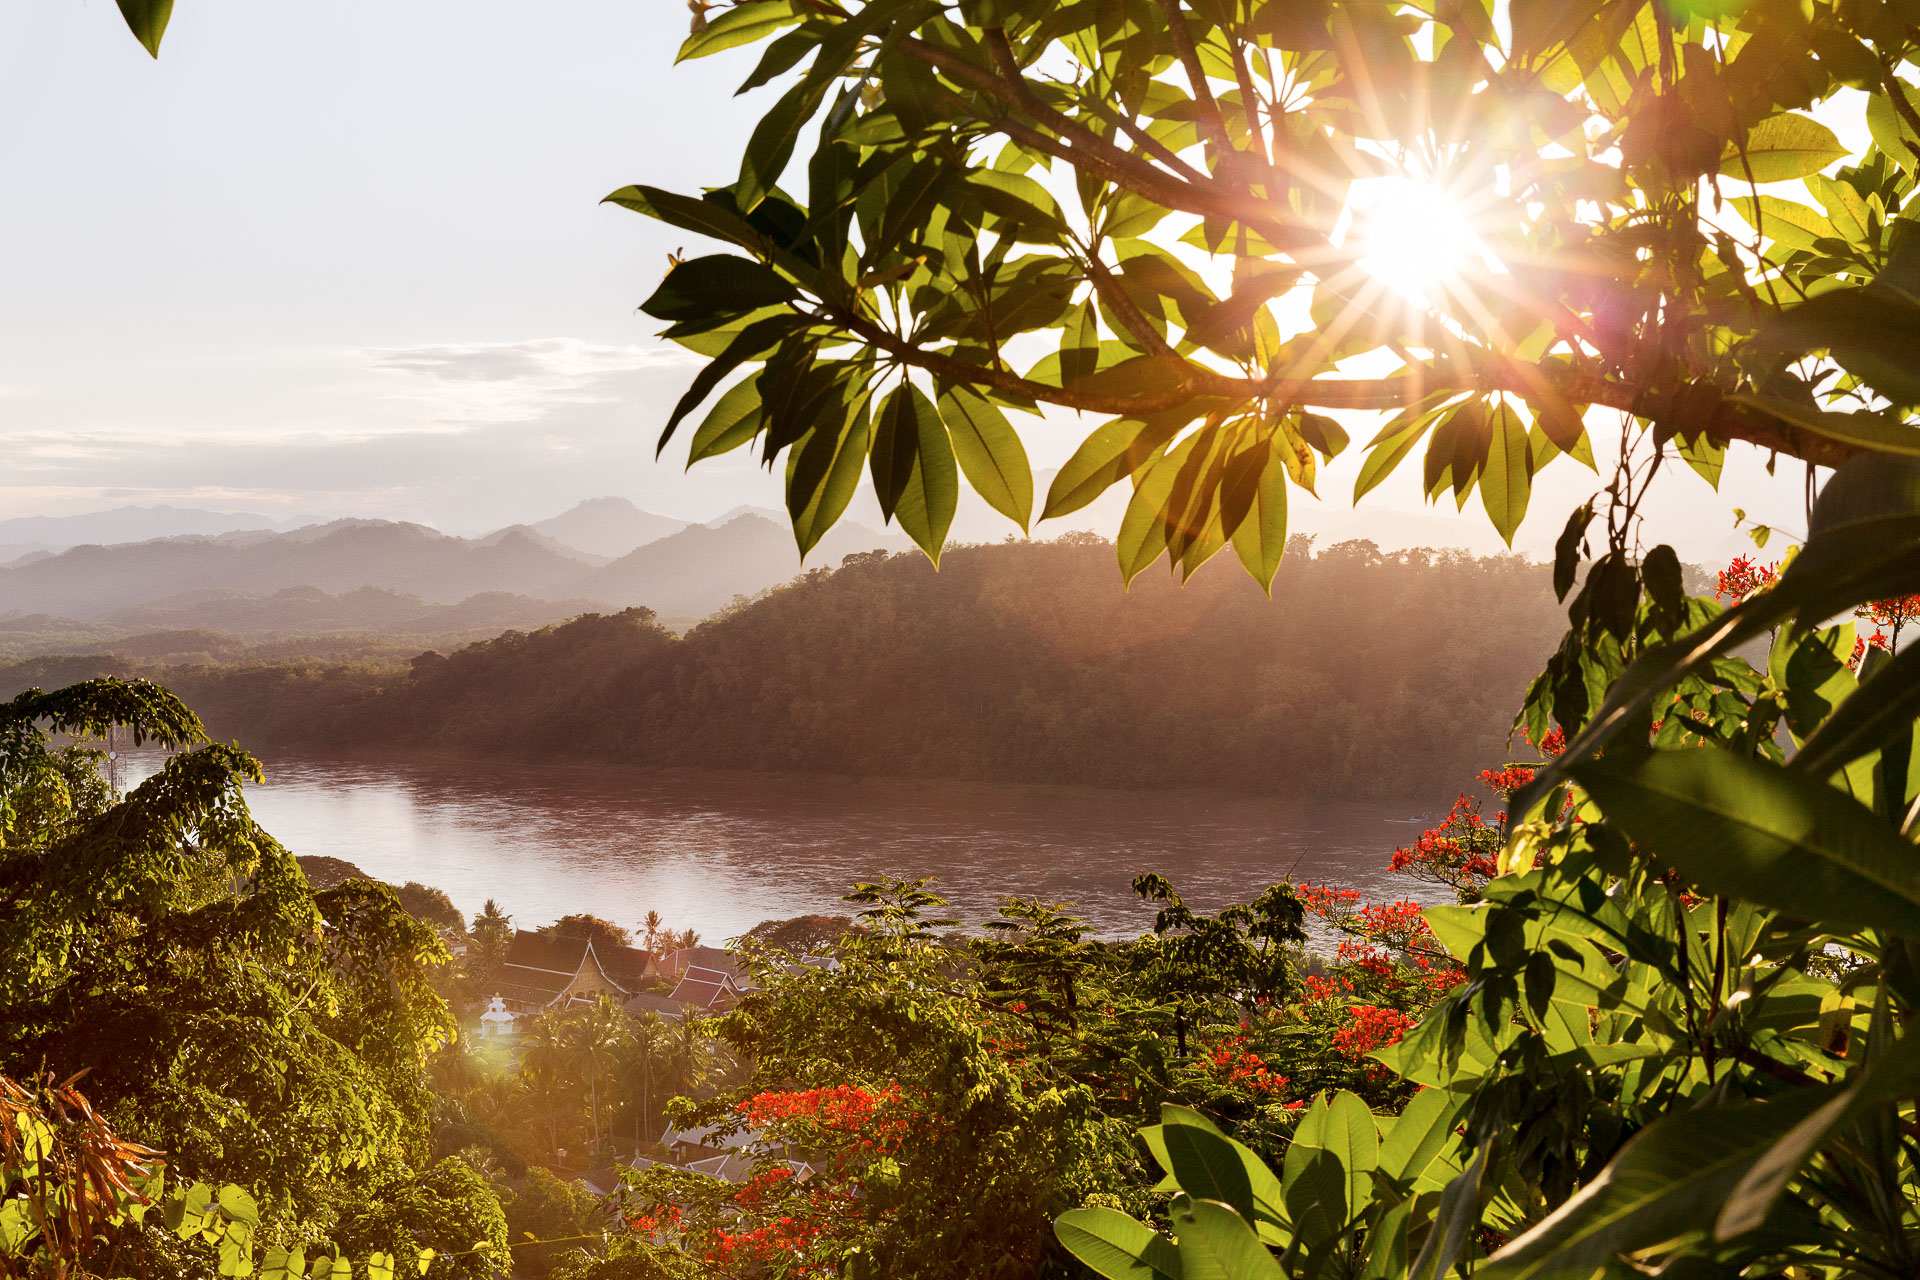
[128,752,1442,940]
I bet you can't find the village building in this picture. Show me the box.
[492,929,659,1013]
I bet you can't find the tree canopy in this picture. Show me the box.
[620,0,1919,581]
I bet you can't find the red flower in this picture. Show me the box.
[1716,556,1778,602]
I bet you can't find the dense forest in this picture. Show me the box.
[0,537,1572,800]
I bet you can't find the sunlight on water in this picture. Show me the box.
[127,752,1441,940]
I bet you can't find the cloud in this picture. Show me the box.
[364,337,698,425]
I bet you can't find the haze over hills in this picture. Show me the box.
[0,498,911,648]
[527,497,687,559]
[0,504,282,550]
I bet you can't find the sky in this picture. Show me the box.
[0,0,1829,561]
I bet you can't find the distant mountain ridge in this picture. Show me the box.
[528,497,687,559]
[0,505,280,549]
[0,499,909,632]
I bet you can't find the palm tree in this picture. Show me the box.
[429,1026,484,1097]
[517,1011,575,1162]
[562,997,630,1154]
[471,898,512,958]
[618,1012,673,1149]
[640,910,663,954]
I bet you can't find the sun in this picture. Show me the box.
[1346,174,1498,308]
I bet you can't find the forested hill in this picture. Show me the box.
[10,537,1570,799]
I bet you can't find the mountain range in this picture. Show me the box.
[0,499,909,644]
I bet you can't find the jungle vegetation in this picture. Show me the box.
[17,0,1920,1277]
[12,536,1568,801]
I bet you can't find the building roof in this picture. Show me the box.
[684,1153,756,1183]
[495,973,575,1008]
[598,944,657,992]
[502,930,591,976]
[623,992,693,1019]
[666,944,744,982]
[668,968,739,1011]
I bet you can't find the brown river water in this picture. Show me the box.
[125,751,1442,939]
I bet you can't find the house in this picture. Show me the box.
[661,944,747,986]
[668,963,743,1011]
[619,964,743,1019]
[492,929,660,1013]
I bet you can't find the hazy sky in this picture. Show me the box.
[0,0,1827,561]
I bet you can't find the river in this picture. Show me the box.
[126,751,1443,940]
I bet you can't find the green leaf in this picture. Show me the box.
[1723,113,1846,181]
[737,77,829,212]
[874,383,958,564]
[1719,1023,1920,1239]
[216,1186,259,1227]
[1726,196,1837,254]
[1750,284,1920,406]
[603,186,763,254]
[1868,89,1920,175]
[1726,394,1920,458]
[1481,400,1532,546]
[1173,1200,1282,1280]
[1283,1095,1350,1244]
[367,1252,395,1280]
[1116,436,1196,585]
[939,386,1033,532]
[261,1249,306,1280]
[1377,1087,1466,1194]
[1043,413,1190,520]
[687,375,765,464]
[1161,1107,1283,1227]
[1793,642,1920,778]
[1225,439,1288,595]
[787,397,873,557]
[678,1,800,62]
[1512,456,1920,819]
[640,255,797,323]
[115,0,173,56]
[1056,1207,1183,1280]
[1481,1090,1838,1280]
[658,314,798,456]
[1570,748,1920,935]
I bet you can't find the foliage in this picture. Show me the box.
[619,0,1920,1274]
[0,679,503,1276]
[106,539,1566,801]
[0,1072,445,1280]
[505,1169,608,1279]
[627,0,1914,578]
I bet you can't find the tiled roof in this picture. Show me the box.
[503,930,591,976]
[623,992,693,1019]
[668,971,737,1011]
[599,944,656,992]
[496,972,573,1009]
[667,945,743,981]
[684,1153,755,1183]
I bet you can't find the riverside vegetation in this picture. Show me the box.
[0,536,1569,801]
[11,0,1920,1277]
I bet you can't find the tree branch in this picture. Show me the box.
[1153,0,1235,160]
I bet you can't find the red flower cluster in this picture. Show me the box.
[1331,1005,1416,1057]
[1857,594,1920,630]
[626,1204,682,1238]
[1476,765,1536,796]
[739,1084,900,1134]
[1203,1031,1293,1099]
[1527,726,1567,758]
[706,1213,826,1271]
[1389,795,1499,893]
[1299,882,1363,923]
[1716,556,1778,602]
[1851,631,1892,671]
